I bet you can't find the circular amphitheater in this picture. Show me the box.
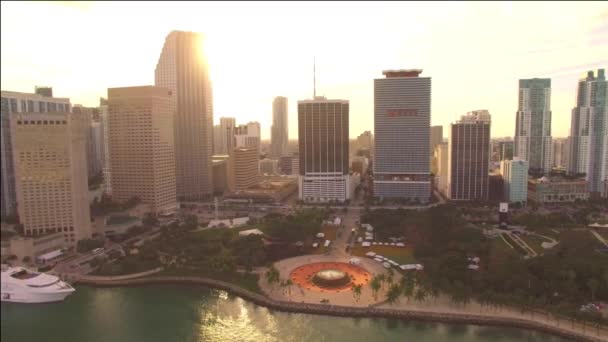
[290,262,371,293]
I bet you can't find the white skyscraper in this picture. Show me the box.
[514,78,553,175]
[500,157,529,204]
[271,96,289,158]
[568,69,607,197]
[373,69,431,202]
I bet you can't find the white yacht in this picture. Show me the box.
[1,266,75,303]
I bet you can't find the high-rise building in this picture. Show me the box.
[298,97,350,202]
[155,30,213,200]
[500,157,529,204]
[491,139,514,162]
[552,138,570,169]
[216,117,236,155]
[434,142,448,196]
[447,110,491,201]
[73,105,104,178]
[231,147,259,191]
[373,69,431,202]
[99,98,112,194]
[1,89,71,218]
[430,125,443,155]
[568,69,607,197]
[235,121,261,151]
[514,78,553,174]
[107,86,177,215]
[356,131,374,152]
[271,96,289,157]
[259,158,278,175]
[10,112,91,245]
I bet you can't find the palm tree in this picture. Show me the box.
[386,284,401,305]
[285,279,293,296]
[414,287,428,303]
[377,273,386,290]
[386,268,394,286]
[352,284,362,302]
[265,266,280,292]
[370,277,381,301]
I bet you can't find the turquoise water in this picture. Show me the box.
[1,285,569,342]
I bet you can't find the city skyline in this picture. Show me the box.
[2,2,606,139]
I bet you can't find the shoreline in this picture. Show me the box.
[76,275,606,342]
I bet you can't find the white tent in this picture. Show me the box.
[239,229,264,237]
[365,251,376,258]
[365,236,373,241]
[324,240,331,247]
[362,241,371,247]
[396,242,405,247]
[316,232,325,238]
[349,257,361,265]
[312,243,319,248]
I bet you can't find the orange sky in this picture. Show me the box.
[1,1,607,139]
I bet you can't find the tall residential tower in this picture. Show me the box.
[514,78,553,174]
[568,69,607,197]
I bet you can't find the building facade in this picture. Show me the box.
[10,112,91,245]
[271,96,289,158]
[216,117,236,155]
[434,142,448,196]
[232,147,260,191]
[1,89,71,219]
[500,157,529,204]
[568,69,607,197]
[447,110,491,201]
[514,78,553,174]
[298,97,350,202]
[430,125,443,155]
[528,176,589,203]
[155,30,213,200]
[259,158,278,175]
[552,137,570,170]
[373,69,431,202]
[107,86,177,215]
[99,98,112,194]
[235,121,261,151]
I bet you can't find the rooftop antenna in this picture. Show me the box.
[313,57,316,98]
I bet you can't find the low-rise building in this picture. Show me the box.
[351,156,369,176]
[259,158,278,175]
[527,176,589,203]
[224,176,297,203]
[2,232,66,263]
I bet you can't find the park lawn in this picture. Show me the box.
[596,230,608,241]
[520,234,545,255]
[501,233,527,256]
[321,224,337,241]
[490,236,518,256]
[351,245,415,264]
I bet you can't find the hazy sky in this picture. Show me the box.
[1,1,607,139]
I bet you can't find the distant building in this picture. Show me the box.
[298,97,351,202]
[216,117,236,155]
[155,30,214,200]
[488,173,504,202]
[1,89,71,218]
[568,69,607,197]
[212,155,230,194]
[373,69,431,202]
[514,78,553,174]
[235,121,261,152]
[434,142,448,196]
[232,147,259,191]
[527,176,589,203]
[491,139,514,162]
[356,131,374,153]
[107,86,177,215]
[447,110,491,201]
[73,105,104,178]
[10,111,91,245]
[99,99,112,194]
[224,176,297,204]
[500,157,529,204]
[351,156,369,176]
[259,158,278,175]
[430,125,443,155]
[271,96,289,158]
[552,138,570,170]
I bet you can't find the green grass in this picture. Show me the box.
[501,233,527,256]
[520,234,545,254]
[490,237,518,256]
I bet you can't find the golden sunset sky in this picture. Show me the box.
[1,1,606,139]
